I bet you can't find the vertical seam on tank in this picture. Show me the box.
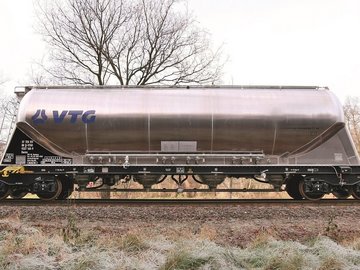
[271,126,277,155]
[148,113,151,153]
[211,112,214,153]
[85,123,89,152]
[210,90,214,153]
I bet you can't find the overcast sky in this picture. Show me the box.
[1,0,360,102]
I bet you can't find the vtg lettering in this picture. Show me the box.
[31,109,96,125]
[53,110,96,124]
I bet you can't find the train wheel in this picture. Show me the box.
[351,184,360,200]
[57,176,74,200]
[9,188,28,199]
[0,182,10,200]
[37,178,62,201]
[298,179,324,201]
[285,176,303,200]
[332,187,351,199]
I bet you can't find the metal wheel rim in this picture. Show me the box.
[0,183,10,200]
[37,178,63,201]
[332,189,351,199]
[298,180,324,201]
[351,185,360,200]
[9,191,28,199]
[285,176,304,200]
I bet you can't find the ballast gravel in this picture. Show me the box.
[0,203,359,247]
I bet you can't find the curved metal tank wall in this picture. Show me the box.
[16,86,344,158]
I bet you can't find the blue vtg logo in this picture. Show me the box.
[32,110,96,125]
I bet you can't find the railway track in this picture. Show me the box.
[1,198,360,207]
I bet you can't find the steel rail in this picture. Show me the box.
[0,198,359,207]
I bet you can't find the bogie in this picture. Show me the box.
[298,178,327,201]
[33,177,63,200]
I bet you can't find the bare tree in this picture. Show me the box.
[36,0,223,85]
[344,96,360,152]
[0,74,16,145]
[0,96,19,153]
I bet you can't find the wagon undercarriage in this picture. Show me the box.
[0,163,360,201]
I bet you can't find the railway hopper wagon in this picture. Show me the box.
[1,85,360,200]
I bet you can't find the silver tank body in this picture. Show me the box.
[16,86,346,159]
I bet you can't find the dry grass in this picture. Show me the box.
[160,245,213,270]
[198,224,217,241]
[348,237,360,251]
[318,256,344,270]
[247,226,279,250]
[119,233,149,253]
[0,214,359,269]
[264,252,305,270]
